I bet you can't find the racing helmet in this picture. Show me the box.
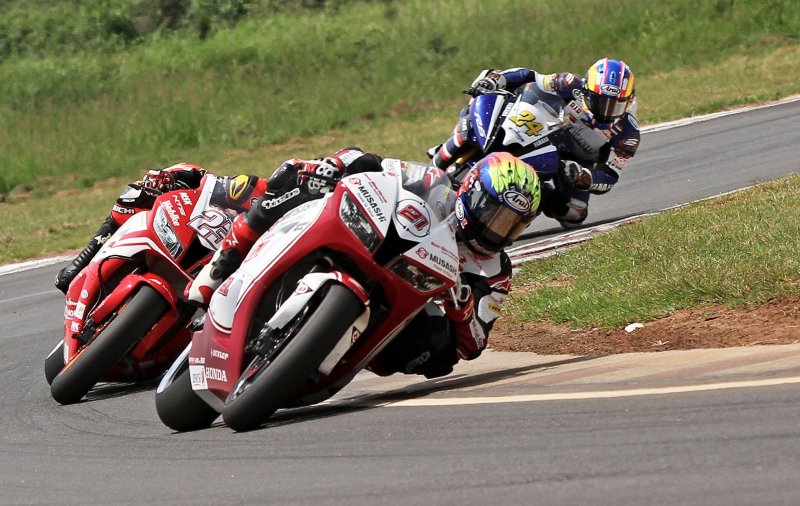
[583,58,635,124]
[455,152,541,255]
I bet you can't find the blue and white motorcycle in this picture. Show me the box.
[431,80,567,183]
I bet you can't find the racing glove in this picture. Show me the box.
[468,70,507,96]
[140,169,179,193]
[559,160,593,191]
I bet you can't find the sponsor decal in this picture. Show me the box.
[628,115,639,130]
[350,177,362,186]
[502,190,530,213]
[416,247,429,259]
[80,289,89,299]
[229,175,250,201]
[600,84,621,96]
[429,254,457,275]
[189,365,207,389]
[430,241,458,261]
[356,185,387,223]
[112,204,135,215]
[70,322,80,332]
[368,181,389,203]
[179,192,192,205]
[210,349,229,360]
[172,195,187,216]
[396,202,431,237]
[261,187,300,210]
[205,367,228,382]
[73,302,86,319]
[455,198,465,221]
[295,282,312,294]
[162,201,181,226]
[189,356,205,365]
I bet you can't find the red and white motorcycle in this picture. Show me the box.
[46,175,234,405]
[155,160,459,431]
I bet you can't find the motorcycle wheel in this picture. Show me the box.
[50,285,167,405]
[222,284,362,432]
[155,362,219,432]
[44,341,65,385]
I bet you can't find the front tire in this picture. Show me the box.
[50,285,167,405]
[155,360,219,432]
[222,284,362,432]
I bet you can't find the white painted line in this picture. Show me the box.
[0,256,71,277]
[380,376,800,407]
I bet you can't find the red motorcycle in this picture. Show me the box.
[155,160,460,431]
[46,175,234,405]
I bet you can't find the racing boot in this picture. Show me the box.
[54,215,118,294]
[185,213,260,307]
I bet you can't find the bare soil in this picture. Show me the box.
[492,297,800,355]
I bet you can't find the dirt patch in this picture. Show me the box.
[491,297,800,355]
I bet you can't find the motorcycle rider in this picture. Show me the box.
[54,163,269,294]
[431,57,640,229]
[186,149,541,379]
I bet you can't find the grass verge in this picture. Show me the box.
[505,175,800,330]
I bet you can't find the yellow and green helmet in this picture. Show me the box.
[454,152,541,254]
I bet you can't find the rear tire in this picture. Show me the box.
[222,284,362,432]
[44,341,65,385]
[50,286,167,405]
[155,362,219,432]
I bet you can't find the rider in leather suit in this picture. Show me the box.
[187,149,542,379]
[432,58,640,229]
[54,163,269,294]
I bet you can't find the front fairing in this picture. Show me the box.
[470,93,509,151]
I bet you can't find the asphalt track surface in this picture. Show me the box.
[1,99,800,505]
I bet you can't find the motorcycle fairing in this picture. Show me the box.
[340,171,398,237]
[470,94,508,151]
[189,170,459,407]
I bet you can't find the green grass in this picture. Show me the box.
[1,0,799,195]
[505,175,800,329]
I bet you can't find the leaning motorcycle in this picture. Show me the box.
[155,160,459,432]
[433,83,567,182]
[46,175,234,405]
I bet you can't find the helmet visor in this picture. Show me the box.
[468,192,531,251]
[587,91,630,123]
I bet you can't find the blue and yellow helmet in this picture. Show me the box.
[455,152,541,254]
[584,58,635,123]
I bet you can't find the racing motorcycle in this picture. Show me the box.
[433,81,568,182]
[155,160,459,432]
[45,175,234,405]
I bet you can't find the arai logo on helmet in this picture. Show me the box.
[600,84,621,96]
[503,190,530,213]
[454,198,465,220]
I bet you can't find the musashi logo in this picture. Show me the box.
[357,186,386,222]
